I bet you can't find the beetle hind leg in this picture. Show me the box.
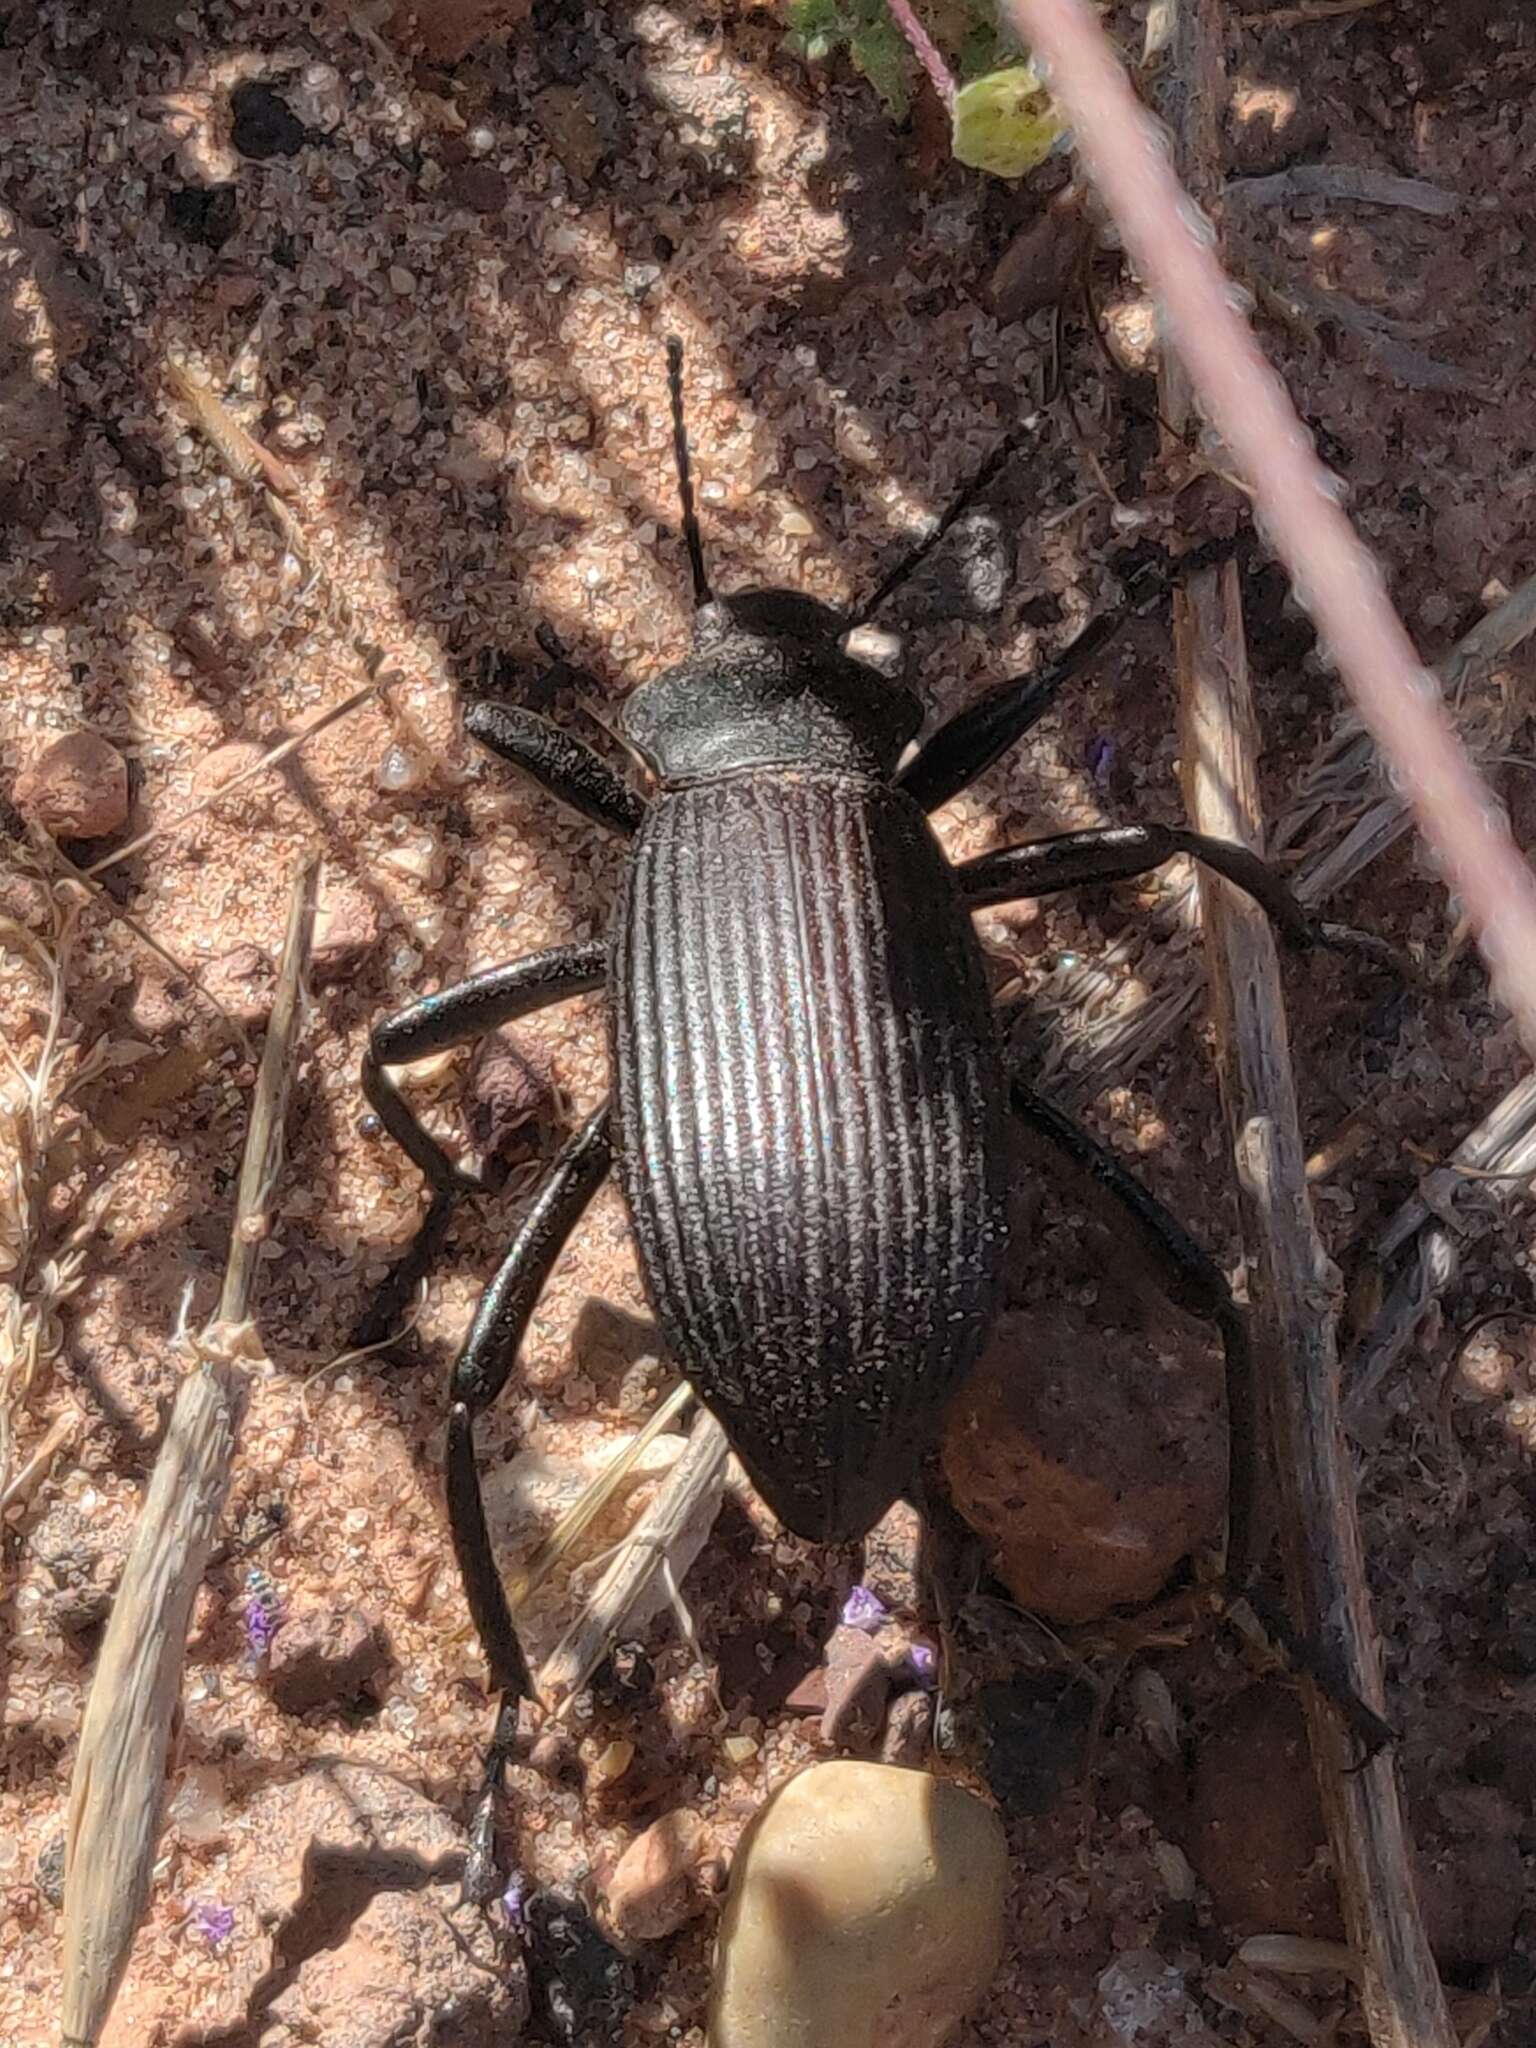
[1007,1077,1259,1582]
[1007,1077,1394,1755]
[447,1102,614,1901]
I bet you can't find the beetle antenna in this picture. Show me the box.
[665,335,713,609]
[846,429,1027,630]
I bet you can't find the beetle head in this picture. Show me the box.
[621,590,924,784]
[631,341,923,783]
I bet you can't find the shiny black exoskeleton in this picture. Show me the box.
[363,342,1377,1887]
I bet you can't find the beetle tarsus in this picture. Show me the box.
[462,1694,524,1904]
[1236,1576,1399,1763]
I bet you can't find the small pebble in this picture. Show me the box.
[14,732,129,839]
[709,1762,1007,2048]
[820,1623,890,1752]
[377,741,428,793]
[312,883,381,984]
[601,1809,711,1942]
[942,1306,1224,1623]
[879,1688,935,1768]
[590,1739,634,1787]
[191,1901,235,1947]
[839,1584,888,1634]
[34,1833,66,1908]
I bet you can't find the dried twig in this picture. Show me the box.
[536,1407,731,1710]
[1227,166,1459,218]
[507,1380,694,1609]
[1240,0,1391,24]
[1151,7,1452,2047]
[60,857,317,2048]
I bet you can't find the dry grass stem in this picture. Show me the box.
[1147,5,1452,2043]
[58,856,317,2048]
[0,865,112,1515]
[0,1407,75,1514]
[1345,1070,1536,1423]
[536,1408,731,1711]
[39,834,248,1045]
[507,1379,694,1609]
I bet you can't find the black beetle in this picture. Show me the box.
[364,342,1381,1882]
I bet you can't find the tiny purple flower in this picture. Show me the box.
[906,1642,939,1690]
[499,1877,527,1930]
[243,1570,281,1660]
[192,1901,235,1947]
[1087,734,1117,787]
[839,1585,888,1634]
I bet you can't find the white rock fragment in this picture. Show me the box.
[708,1761,1008,2048]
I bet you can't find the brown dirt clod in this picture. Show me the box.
[1182,1683,1342,1942]
[941,1306,1226,1624]
[13,732,130,840]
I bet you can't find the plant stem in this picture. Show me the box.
[886,0,956,108]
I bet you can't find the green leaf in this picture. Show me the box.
[784,0,914,115]
[848,16,913,114]
[951,62,1064,178]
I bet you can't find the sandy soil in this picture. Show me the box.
[2,0,1535,2042]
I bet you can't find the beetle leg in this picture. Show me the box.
[897,533,1247,814]
[1006,1076,1257,1583]
[447,1102,614,1900]
[1007,1078,1396,1757]
[960,824,1397,968]
[465,698,646,836]
[356,941,607,1343]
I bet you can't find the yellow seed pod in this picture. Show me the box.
[951,63,1064,179]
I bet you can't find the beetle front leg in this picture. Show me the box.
[465,699,646,836]
[898,534,1246,814]
[356,941,607,1343]
[447,1102,614,1900]
[961,824,1397,967]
